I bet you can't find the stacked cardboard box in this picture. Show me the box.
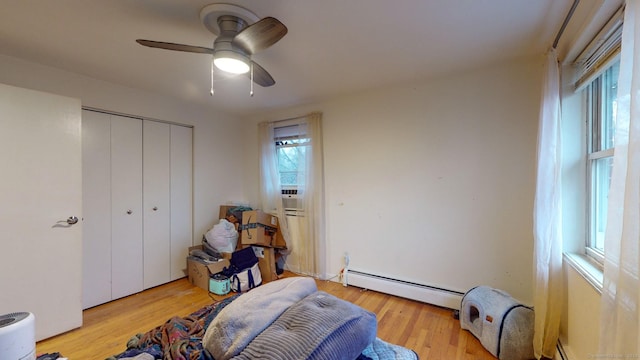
[218,205,243,250]
[238,209,286,283]
[236,209,286,249]
[186,245,230,292]
[248,245,280,283]
[239,210,277,246]
[204,206,286,285]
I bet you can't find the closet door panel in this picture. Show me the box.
[111,115,143,299]
[81,110,112,309]
[143,120,171,289]
[170,125,193,280]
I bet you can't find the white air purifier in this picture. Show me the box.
[0,312,36,360]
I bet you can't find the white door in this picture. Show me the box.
[0,83,82,340]
[170,124,193,279]
[143,120,171,289]
[111,115,143,299]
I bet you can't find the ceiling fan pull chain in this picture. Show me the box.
[214,59,219,96]
[250,62,254,97]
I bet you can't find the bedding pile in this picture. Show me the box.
[107,295,238,360]
[108,277,418,360]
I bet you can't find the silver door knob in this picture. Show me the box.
[126,210,133,215]
[66,216,79,225]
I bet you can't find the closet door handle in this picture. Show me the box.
[126,210,133,215]
[152,206,158,211]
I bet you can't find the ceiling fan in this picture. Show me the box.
[136,3,287,94]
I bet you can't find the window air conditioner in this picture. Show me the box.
[281,188,303,215]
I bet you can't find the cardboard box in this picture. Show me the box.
[251,246,279,283]
[187,246,230,291]
[273,226,287,248]
[241,210,279,246]
[219,205,236,221]
[219,205,247,249]
[190,245,232,260]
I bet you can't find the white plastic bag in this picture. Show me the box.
[205,219,238,253]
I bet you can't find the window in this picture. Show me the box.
[585,60,619,262]
[274,124,308,212]
[276,137,308,188]
[573,6,623,264]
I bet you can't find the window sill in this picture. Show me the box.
[563,252,603,295]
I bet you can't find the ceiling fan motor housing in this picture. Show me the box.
[214,15,251,58]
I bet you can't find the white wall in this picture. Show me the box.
[0,54,245,244]
[560,263,601,360]
[243,57,542,304]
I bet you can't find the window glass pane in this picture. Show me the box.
[600,61,619,151]
[276,138,308,186]
[591,156,613,252]
[586,59,619,258]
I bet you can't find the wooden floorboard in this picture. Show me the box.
[36,274,497,360]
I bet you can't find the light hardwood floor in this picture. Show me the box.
[36,275,496,360]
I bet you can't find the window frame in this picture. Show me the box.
[584,60,619,265]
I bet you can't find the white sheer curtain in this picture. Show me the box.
[299,112,325,278]
[599,1,640,353]
[533,48,564,359]
[258,112,326,278]
[258,121,291,247]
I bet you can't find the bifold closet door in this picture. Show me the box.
[143,120,171,289]
[82,111,192,305]
[170,124,193,280]
[82,111,112,309]
[111,115,144,299]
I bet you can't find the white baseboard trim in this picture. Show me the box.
[555,340,568,360]
[345,269,464,309]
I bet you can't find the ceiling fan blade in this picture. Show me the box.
[136,39,215,55]
[232,17,288,54]
[247,61,275,87]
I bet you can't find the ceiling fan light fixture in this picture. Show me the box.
[213,50,250,74]
[137,3,286,88]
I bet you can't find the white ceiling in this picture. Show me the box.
[0,0,575,117]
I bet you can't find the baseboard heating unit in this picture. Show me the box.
[345,270,464,310]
